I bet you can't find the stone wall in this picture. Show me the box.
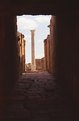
[35,57,45,71]
[17,32,26,74]
[56,14,79,105]
[50,16,56,75]
[44,35,50,72]
[0,16,19,117]
[44,39,47,71]
[44,16,56,74]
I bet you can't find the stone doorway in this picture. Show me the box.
[16,15,55,74]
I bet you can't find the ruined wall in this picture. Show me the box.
[44,35,50,72]
[50,16,56,74]
[47,35,50,72]
[41,57,45,71]
[17,32,26,74]
[44,16,56,74]
[44,39,47,71]
[35,57,45,71]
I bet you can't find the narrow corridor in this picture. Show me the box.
[6,72,78,121]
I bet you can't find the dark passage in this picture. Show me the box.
[0,1,79,121]
[5,72,78,121]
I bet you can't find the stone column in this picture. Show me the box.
[31,30,36,71]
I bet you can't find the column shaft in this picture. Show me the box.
[31,30,36,71]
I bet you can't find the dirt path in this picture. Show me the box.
[5,71,78,121]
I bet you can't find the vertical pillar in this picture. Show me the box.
[31,30,36,71]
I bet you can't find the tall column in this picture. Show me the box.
[31,30,36,71]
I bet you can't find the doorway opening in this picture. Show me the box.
[5,14,76,121]
[16,15,56,75]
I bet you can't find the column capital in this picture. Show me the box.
[30,30,35,33]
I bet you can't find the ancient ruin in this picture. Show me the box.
[0,1,79,120]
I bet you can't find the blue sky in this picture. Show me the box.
[17,15,51,64]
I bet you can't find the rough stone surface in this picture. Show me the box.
[4,72,79,121]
